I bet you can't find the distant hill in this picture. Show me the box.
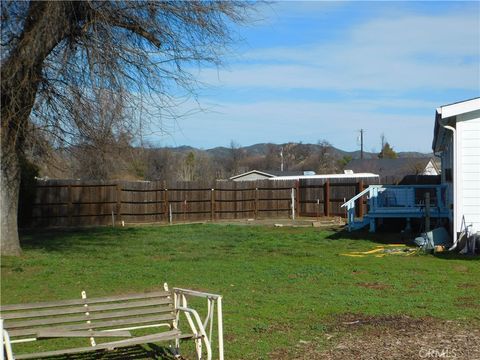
[160,142,432,160]
[36,141,435,182]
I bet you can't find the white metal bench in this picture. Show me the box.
[1,284,223,360]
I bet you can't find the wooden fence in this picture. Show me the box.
[24,177,380,227]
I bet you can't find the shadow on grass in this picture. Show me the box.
[432,252,480,261]
[328,228,480,261]
[18,227,139,253]
[27,344,176,359]
[326,228,407,245]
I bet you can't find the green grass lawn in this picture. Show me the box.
[2,224,479,359]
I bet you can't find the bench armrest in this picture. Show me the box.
[172,288,222,300]
[177,306,212,360]
[172,288,224,360]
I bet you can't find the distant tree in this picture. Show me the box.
[193,152,217,183]
[338,155,353,169]
[263,144,280,171]
[315,140,339,174]
[145,148,178,182]
[1,1,253,255]
[71,91,133,180]
[179,151,196,181]
[378,142,398,159]
[380,133,386,150]
[282,142,312,171]
[227,141,245,176]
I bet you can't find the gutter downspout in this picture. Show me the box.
[441,125,457,250]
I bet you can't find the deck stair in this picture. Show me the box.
[341,185,450,232]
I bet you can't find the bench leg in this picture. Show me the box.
[1,328,14,360]
[195,337,203,359]
[1,319,4,360]
[217,297,224,360]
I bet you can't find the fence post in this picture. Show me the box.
[234,182,238,219]
[254,187,259,219]
[324,180,330,217]
[116,184,122,225]
[357,180,364,218]
[155,186,159,222]
[164,181,169,223]
[68,184,73,226]
[211,188,215,221]
[291,188,295,220]
[295,180,300,217]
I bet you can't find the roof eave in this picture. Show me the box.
[229,170,275,180]
[432,97,480,153]
[432,108,443,152]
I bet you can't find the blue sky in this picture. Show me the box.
[150,1,480,153]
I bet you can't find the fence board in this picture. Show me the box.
[24,176,382,227]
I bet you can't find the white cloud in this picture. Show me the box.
[150,5,479,152]
[198,11,479,92]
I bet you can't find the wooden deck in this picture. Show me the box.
[342,185,450,232]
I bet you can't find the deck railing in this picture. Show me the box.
[341,184,449,231]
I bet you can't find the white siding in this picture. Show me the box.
[457,115,480,234]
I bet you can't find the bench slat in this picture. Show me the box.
[5,306,173,330]
[2,298,172,320]
[0,291,170,312]
[36,330,132,338]
[9,313,175,337]
[14,329,187,359]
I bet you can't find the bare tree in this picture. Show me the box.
[314,140,338,174]
[262,143,280,171]
[282,142,312,171]
[71,90,134,180]
[178,151,196,181]
[227,140,245,176]
[1,1,253,255]
[144,147,177,182]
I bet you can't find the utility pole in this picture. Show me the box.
[359,129,364,160]
[280,146,284,172]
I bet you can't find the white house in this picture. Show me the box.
[230,169,379,182]
[432,97,480,243]
[229,170,290,181]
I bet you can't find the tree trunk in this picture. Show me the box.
[0,148,21,256]
[1,2,86,255]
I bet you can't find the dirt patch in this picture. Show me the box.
[457,283,479,289]
[270,314,480,360]
[356,282,392,290]
[453,265,469,273]
[215,217,345,228]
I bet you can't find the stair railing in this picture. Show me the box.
[341,185,383,231]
